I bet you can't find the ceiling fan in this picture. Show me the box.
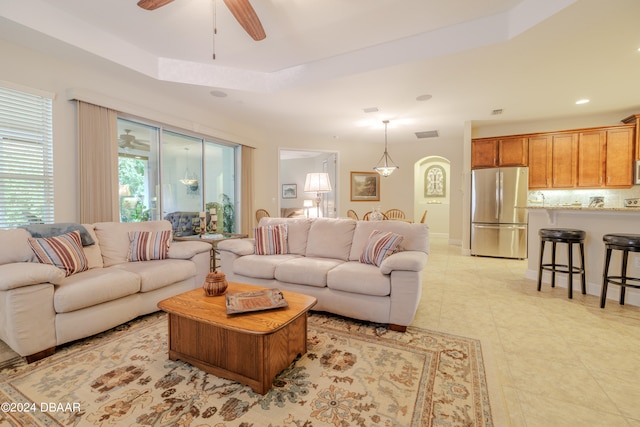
[119,129,150,152]
[137,0,266,41]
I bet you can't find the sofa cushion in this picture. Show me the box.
[113,259,195,292]
[360,230,404,266]
[255,224,288,255]
[258,217,312,255]
[53,268,141,313]
[350,221,429,261]
[327,261,391,296]
[94,220,172,267]
[0,228,37,264]
[28,231,89,277]
[0,262,64,291]
[233,254,300,280]
[168,240,212,259]
[306,218,356,261]
[275,257,344,288]
[127,230,172,262]
[81,224,103,269]
[21,223,95,246]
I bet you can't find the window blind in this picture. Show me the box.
[0,85,54,228]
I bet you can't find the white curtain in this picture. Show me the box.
[77,101,119,223]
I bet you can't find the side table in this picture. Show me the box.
[174,233,248,271]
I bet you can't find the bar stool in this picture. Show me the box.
[537,228,586,299]
[600,233,640,308]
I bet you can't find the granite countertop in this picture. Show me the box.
[520,205,640,212]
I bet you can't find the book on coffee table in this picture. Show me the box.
[225,288,289,314]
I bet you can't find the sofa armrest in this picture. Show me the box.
[168,241,212,260]
[379,251,427,274]
[217,238,255,256]
[0,263,65,291]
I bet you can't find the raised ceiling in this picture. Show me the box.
[1,0,640,144]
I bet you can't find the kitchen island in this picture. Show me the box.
[524,206,640,307]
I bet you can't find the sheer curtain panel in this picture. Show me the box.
[241,145,254,235]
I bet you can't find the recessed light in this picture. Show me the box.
[210,90,228,98]
[576,99,590,105]
[416,94,432,101]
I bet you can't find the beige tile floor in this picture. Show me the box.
[1,236,639,426]
[415,237,640,427]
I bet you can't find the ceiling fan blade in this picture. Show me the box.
[137,0,175,11]
[222,0,266,41]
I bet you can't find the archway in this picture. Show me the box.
[414,156,450,237]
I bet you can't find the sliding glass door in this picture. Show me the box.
[117,117,237,232]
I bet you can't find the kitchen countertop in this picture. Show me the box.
[520,205,640,212]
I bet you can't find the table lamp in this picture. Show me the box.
[304,173,332,218]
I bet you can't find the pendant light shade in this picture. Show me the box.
[374,120,398,177]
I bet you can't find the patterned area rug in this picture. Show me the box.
[0,312,499,426]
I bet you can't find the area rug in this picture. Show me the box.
[0,312,499,426]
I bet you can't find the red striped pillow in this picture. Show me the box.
[127,230,172,262]
[254,224,289,255]
[360,230,404,266]
[28,230,88,276]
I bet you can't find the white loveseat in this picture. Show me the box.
[0,220,211,362]
[217,217,429,331]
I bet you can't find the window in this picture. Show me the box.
[0,84,54,228]
[117,117,238,232]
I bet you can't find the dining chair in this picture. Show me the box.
[385,208,406,220]
[255,209,270,223]
[363,211,388,221]
[419,210,428,223]
[346,209,359,220]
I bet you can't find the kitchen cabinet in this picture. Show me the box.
[605,126,634,187]
[577,130,605,187]
[528,135,552,189]
[551,133,578,188]
[471,139,497,168]
[472,136,527,169]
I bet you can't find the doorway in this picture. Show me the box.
[279,150,338,218]
[415,156,450,236]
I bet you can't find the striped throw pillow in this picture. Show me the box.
[127,230,172,262]
[360,230,404,266]
[28,230,88,276]
[255,224,289,255]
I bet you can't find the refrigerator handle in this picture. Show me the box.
[498,170,503,219]
[495,171,500,220]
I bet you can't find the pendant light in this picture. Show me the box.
[374,120,398,177]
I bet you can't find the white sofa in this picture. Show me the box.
[217,217,429,331]
[0,220,211,362]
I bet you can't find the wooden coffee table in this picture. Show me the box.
[157,283,317,394]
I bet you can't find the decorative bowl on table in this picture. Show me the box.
[203,271,228,296]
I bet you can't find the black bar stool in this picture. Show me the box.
[600,233,640,308]
[537,228,586,299]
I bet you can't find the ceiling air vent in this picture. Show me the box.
[362,107,379,113]
[491,109,504,115]
[415,130,439,139]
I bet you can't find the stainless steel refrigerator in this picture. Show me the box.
[471,167,528,259]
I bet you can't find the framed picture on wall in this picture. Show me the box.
[350,171,380,201]
[282,184,297,199]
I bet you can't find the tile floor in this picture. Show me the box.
[415,237,640,427]
[1,236,639,426]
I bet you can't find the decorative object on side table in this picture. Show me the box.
[203,270,228,296]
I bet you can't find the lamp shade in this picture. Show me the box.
[304,173,332,193]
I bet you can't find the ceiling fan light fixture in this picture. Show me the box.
[373,120,399,177]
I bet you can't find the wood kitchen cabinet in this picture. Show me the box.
[551,133,579,188]
[472,136,527,169]
[471,139,497,168]
[577,130,605,188]
[528,135,552,189]
[604,126,634,187]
